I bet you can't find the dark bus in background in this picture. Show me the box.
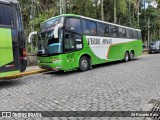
[0,0,27,78]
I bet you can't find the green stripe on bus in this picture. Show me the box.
[0,28,13,67]
[0,70,20,78]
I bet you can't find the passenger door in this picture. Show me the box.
[63,17,83,70]
[63,32,82,70]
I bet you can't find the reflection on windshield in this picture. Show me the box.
[40,17,61,32]
[38,30,62,55]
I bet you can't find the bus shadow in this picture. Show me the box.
[44,58,140,76]
[93,58,139,69]
[44,69,80,76]
[0,79,22,89]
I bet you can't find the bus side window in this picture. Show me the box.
[138,32,142,39]
[0,4,13,26]
[109,25,119,37]
[97,23,109,37]
[126,29,130,38]
[65,18,82,34]
[82,19,90,35]
[119,27,126,38]
[133,31,138,39]
[64,33,75,52]
[82,19,97,36]
[129,30,133,39]
[90,21,97,36]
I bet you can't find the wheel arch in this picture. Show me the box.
[130,50,135,56]
[124,50,129,55]
[77,53,92,68]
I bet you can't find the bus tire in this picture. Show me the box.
[124,51,129,62]
[129,51,134,61]
[20,61,27,72]
[79,56,90,72]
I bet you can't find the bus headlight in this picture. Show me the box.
[56,66,62,69]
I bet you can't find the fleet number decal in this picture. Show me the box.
[67,53,75,59]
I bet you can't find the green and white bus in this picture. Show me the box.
[0,0,27,78]
[36,14,142,72]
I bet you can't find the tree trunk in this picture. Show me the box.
[128,0,131,26]
[159,29,160,39]
[114,0,117,23]
[101,0,104,21]
[63,0,67,14]
[137,0,140,26]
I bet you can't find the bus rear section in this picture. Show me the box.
[0,0,27,78]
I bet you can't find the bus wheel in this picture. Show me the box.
[20,61,27,72]
[79,56,90,72]
[129,51,134,61]
[124,52,129,62]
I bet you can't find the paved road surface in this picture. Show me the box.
[0,54,160,120]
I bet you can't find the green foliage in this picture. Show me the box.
[17,0,160,52]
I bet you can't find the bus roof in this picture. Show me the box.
[43,14,141,32]
[0,0,18,4]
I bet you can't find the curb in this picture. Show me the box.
[142,53,149,56]
[0,69,47,80]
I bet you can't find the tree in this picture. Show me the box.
[17,0,160,52]
[114,0,117,23]
[101,0,104,21]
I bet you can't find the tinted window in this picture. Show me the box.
[65,18,82,33]
[90,21,97,35]
[97,22,109,36]
[133,31,138,39]
[0,4,13,26]
[82,20,90,34]
[41,17,61,32]
[119,27,126,38]
[126,29,130,38]
[109,25,119,37]
[64,33,75,52]
[138,31,142,39]
[82,19,97,36]
[129,30,133,38]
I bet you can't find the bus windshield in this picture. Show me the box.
[38,17,63,55]
[38,30,63,55]
[40,17,61,32]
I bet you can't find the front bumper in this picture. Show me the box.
[39,65,61,71]
[149,49,160,53]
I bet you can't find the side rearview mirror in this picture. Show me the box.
[28,31,37,43]
[54,23,63,38]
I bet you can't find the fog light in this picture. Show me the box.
[56,66,62,69]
